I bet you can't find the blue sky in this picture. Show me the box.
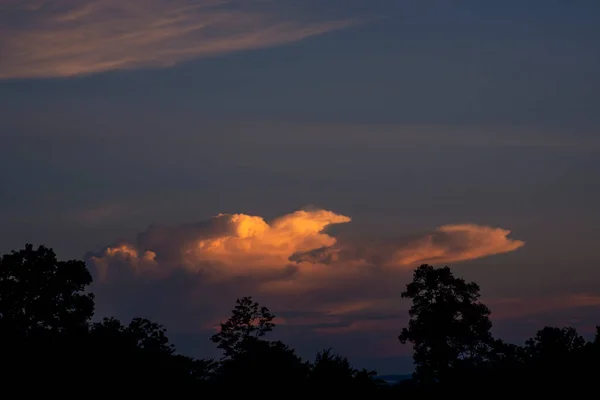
[1,0,599,373]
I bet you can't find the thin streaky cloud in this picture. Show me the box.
[0,0,358,79]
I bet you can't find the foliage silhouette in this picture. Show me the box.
[87,316,213,390]
[311,348,357,385]
[309,348,381,392]
[217,337,310,387]
[525,326,586,359]
[398,264,494,384]
[0,243,94,337]
[210,296,275,359]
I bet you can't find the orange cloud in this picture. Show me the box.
[392,224,525,266]
[87,208,524,284]
[0,0,357,79]
[288,223,525,273]
[89,244,158,281]
[181,209,351,277]
[85,209,525,356]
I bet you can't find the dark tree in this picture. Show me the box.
[525,326,586,359]
[210,296,275,358]
[211,297,308,387]
[398,264,494,384]
[89,316,216,391]
[0,244,96,389]
[310,348,380,392]
[218,338,309,387]
[311,348,357,386]
[90,316,174,354]
[520,326,589,390]
[126,317,175,354]
[0,244,94,337]
[174,356,218,382]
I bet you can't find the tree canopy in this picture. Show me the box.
[210,296,275,359]
[0,244,94,338]
[398,264,493,383]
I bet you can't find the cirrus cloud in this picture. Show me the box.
[0,0,357,79]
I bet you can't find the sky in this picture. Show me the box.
[1,0,600,374]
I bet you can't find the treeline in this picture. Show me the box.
[1,244,599,396]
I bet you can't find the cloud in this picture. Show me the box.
[90,244,159,282]
[290,224,525,269]
[0,0,357,79]
[88,208,524,283]
[83,207,530,360]
[86,208,523,324]
[181,209,351,277]
[88,209,352,280]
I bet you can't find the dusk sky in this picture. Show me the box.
[1,0,599,373]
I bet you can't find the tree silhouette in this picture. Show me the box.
[0,244,96,388]
[398,264,494,384]
[310,348,380,392]
[524,326,587,385]
[126,317,175,354]
[525,326,585,359]
[88,316,216,391]
[90,316,174,354]
[0,244,94,337]
[218,338,309,387]
[211,297,309,388]
[311,348,357,386]
[210,296,275,359]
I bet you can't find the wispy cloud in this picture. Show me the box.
[0,0,356,79]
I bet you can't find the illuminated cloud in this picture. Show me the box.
[89,243,159,281]
[87,208,524,284]
[85,208,528,357]
[88,209,352,281]
[87,208,523,315]
[181,209,351,277]
[393,224,525,265]
[289,224,525,269]
[0,0,356,79]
